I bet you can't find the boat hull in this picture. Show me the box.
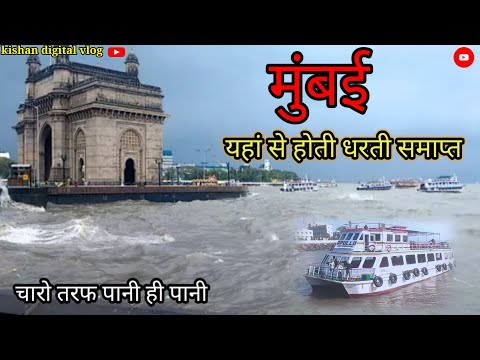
[304,275,349,297]
[306,262,454,298]
[418,189,463,193]
[357,186,392,190]
[346,266,452,297]
[281,187,318,192]
[304,261,455,298]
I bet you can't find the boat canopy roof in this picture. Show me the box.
[343,222,407,231]
[341,223,443,237]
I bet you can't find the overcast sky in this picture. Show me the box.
[1,45,479,182]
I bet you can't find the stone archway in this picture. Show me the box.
[75,129,86,182]
[78,158,85,182]
[120,129,143,185]
[124,158,135,185]
[39,124,52,181]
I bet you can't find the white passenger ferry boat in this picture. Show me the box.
[417,174,464,193]
[281,176,318,192]
[357,177,393,191]
[304,222,454,297]
[390,178,420,189]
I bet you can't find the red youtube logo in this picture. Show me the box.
[454,47,474,68]
[108,47,125,58]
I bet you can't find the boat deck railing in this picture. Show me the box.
[344,240,453,253]
[306,264,375,282]
[343,222,408,230]
[409,241,452,250]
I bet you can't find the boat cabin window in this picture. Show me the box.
[405,255,416,265]
[362,257,376,269]
[352,233,360,240]
[339,233,347,240]
[350,257,362,268]
[427,253,435,262]
[374,233,381,242]
[387,234,393,241]
[346,233,354,240]
[417,254,426,263]
[358,234,363,240]
[391,255,404,266]
[402,235,408,242]
[444,253,449,259]
[395,235,401,242]
[436,253,442,260]
[379,257,389,268]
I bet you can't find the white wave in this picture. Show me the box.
[268,233,280,242]
[160,233,176,243]
[121,233,175,244]
[186,251,224,264]
[338,192,375,201]
[0,224,10,237]
[0,218,93,245]
[240,217,254,221]
[0,184,11,207]
[0,225,49,244]
[0,184,46,212]
[10,201,46,212]
[453,277,478,288]
[0,213,178,248]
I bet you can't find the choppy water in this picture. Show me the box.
[1,184,479,314]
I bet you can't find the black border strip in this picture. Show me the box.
[1,12,478,44]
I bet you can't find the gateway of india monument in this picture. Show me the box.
[13,50,169,185]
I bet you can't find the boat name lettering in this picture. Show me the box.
[336,240,357,247]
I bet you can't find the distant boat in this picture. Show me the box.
[418,174,464,193]
[281,176,318,192]
[357,177,393,191]
[390,178,420,189]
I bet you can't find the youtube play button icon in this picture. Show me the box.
[108,47,126,58]
[454,47,474,68]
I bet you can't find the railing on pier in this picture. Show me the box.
[306,264,375,282]
[48,185,248,195]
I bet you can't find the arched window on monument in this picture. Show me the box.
[76,129,86,149]
[121,129,141,150]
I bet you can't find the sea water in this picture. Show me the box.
[0,184,478,314]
